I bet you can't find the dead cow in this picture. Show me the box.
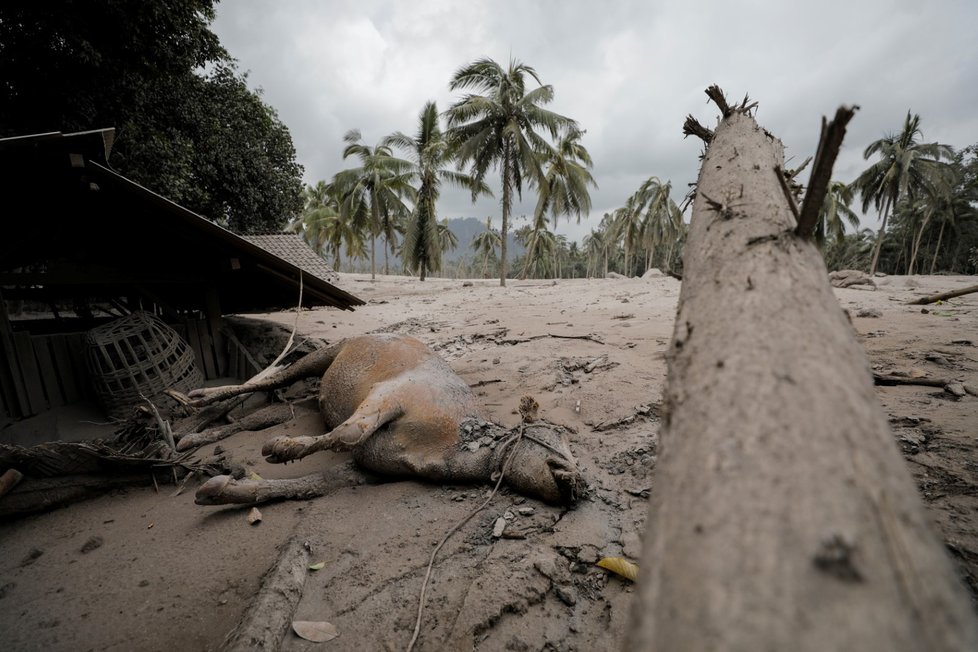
[187,334,585,506]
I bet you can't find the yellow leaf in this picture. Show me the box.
[597,557,639,582]
[293,620,338,642]
[247,470,263,481]
[309,562,325,571]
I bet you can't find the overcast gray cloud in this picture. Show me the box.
[212,0,978,242]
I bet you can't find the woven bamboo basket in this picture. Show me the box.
[85,312,203,419]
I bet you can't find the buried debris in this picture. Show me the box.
[0,419,229,517]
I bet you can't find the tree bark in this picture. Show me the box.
[500,147,511,287]
[627,110,978,651]
[221,537,309,651]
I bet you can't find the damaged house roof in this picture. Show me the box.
[0,129,364,315]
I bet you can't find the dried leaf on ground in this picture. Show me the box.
[247,507,262,525]
[309,561,325,571]
[597,556,639,582]
[293,620,338,642]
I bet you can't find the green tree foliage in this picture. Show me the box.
[287,182,364,272]
[0,0,303,233]
[851,112,952,274]
[384,102,489,280]
[815,182,861,247]
[470,217,502,279]
[333,130,415,279]
[446,57,576,286]
[520,126,596,278]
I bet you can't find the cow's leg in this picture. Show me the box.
[195,461,373,505]
[176,403,294,451]
[261,389,404,463]
[187,343,341,407]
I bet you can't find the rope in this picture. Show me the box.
[405,423,526,652]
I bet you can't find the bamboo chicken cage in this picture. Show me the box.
[85,312,203,419]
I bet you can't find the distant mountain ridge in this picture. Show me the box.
[331,216,525,270]
[442,216,526,263]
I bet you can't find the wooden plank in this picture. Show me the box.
[0,291,30,416]
[66,334,94,402]
[13,332,46,413]
[32,335,66,408]
[188,319,216,379]
[51,335,80,403]
[0,348,21,419]
[197,318,219,379]
[227,338,238,378]
[204,288,227,376]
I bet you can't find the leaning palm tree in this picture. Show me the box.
[445,57,576,286]
[333,130,415,280]
[384,101,489,281]
[520,127,597,278]
[851,111,952,275]
[534,126,597,228]
[912,168,977,274]
[436,218,458,257]
[630,177,679,272]
[470,216,501,278]
[815,181,861,247]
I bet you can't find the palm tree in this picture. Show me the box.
[852,112,952,275]
[332,130,415,280]
[534,126,597,228]
[470,216,501,278]
[446,57,576,286]
[815,181,861,247]
[436,218,458,258]
[384,101,489,281]
[519,127,596,278]
[629,177,680,272]
[915,169,977,274]
[583,228,609,278]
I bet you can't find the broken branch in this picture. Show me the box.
[705,84,731,115]
[796,105,858,238]
[907,284,978,305]
[683,115,714,143]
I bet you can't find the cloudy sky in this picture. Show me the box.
[212,0,977,242]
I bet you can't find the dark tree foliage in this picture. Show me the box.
[0,0,303,233]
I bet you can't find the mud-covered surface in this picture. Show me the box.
[0,273,975,650]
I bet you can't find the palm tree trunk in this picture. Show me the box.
[627,109,978,652]
[370,235,377,280]
[520,235,535,280]
[908,214,931,275]
[499,150,511,288]
[369,201,379,281]
[930,219,947,275]
[868,196,892,276]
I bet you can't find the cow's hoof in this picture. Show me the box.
[262,435,316,463]
[195,475,234,505]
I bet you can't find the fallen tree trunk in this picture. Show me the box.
[0,473,158,517]
[627,93,978,651]
[908,283,978,305]
[872,373,950,388]
[221,536,310,651]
